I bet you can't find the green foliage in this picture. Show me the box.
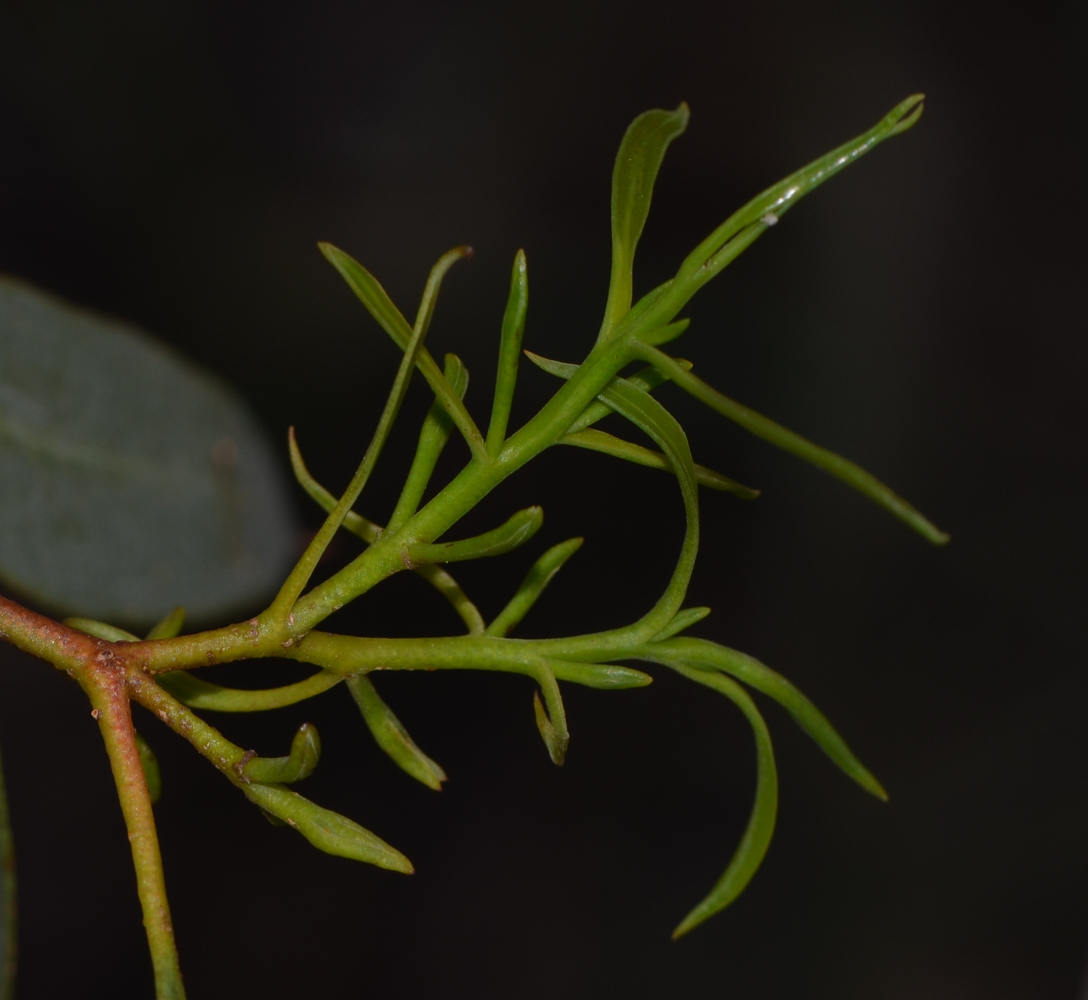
[0,95,946,998]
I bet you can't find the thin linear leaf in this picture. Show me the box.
[600,104,690,341]
[633,343,948,544]
[526,349,693,435]
[271,247,471,620]
[406,507,543,565]
[486,250,529,456]
[156,669,343,712]
[626,96,927,331]
[565,361,679,434]
[644,637,886,799]
[0,277,296,627]
[288,429,485,634]
[591,380,700,639]
[665,662,778,937]
[652,606,711,641]
[487,537,584,637]
[559,428,758,498]
[388,353,471,532]
[319,243,486,459]
[347,675,447,790]
[243,723,321,784]
[524,351,751,497]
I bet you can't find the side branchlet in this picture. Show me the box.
[0,94,946,999]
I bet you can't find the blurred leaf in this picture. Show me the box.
[0,278,296,626]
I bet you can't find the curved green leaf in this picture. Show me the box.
[644,636,886,799]
[665,662,778,937]
[559,428,758,497]
[633,344,948,545]
[319,243,486,459]
[347,675,447,790]
[0,277,296,626]
[407,507,543,565]
[156,669,343,713]
[594,379,699,639]
[243,723,321,784]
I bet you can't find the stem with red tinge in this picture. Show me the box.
[82,664,185,1000]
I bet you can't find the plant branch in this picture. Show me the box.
[82,666,184,1000]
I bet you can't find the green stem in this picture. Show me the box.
[84,671,184,1000]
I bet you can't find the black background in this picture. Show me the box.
[0,1,1086,998]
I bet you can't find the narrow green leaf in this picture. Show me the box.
[486,250,529,456]
[319,243,486,459]
[243,723,321,784]
[135,733,162,805]
[63,617,139,642]
[388,353,470,533]
[645,637,886,799]
[652,607,711,641]
[347,675,447,790]
[145,606,185,641]
[0,277,296,627]
[242,782,413,873]
[665,662,778,937]
[565,361,678,434]
[600,104,690,341]
[592,379,700,639]
[414,564,486,635]
[487,537,583,637]
[289,428,485,634]
[633,344,949,545]
[524,349,693,435]
[288,428,382,544]
[271,247,471,621]
[156,669,343,712]
[406,507,543,565]
[628,96,928,330]
[559,428,759,498]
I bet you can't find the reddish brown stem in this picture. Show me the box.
[81,661,185,1000]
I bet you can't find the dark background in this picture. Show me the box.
[0,1,1085,997]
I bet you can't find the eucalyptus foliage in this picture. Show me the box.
[0,95,943,999]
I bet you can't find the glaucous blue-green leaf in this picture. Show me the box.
[0,277,295,626]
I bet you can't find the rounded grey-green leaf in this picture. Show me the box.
[0,277,295,626]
